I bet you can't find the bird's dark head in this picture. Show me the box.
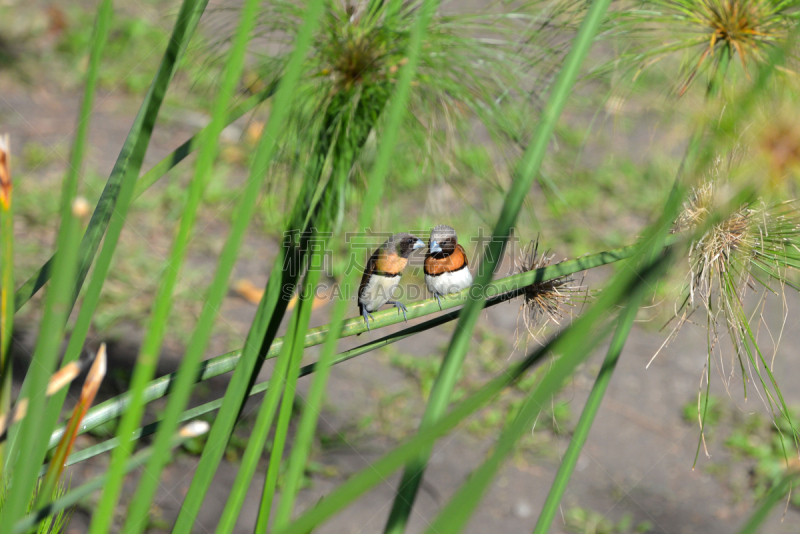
[428,224,457,256]
[389,232,425,258]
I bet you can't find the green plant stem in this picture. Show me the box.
[738,471,800,534]
[47,241,648,450]
[253,301,313,532]
[384,0,614,528]
[242,311,305,533]
[21,0,113,508]
[0,160,13,478]
[119,0,265,530]
[214,261,317,532]
[171,0,327,527]
[12,0,207,314]
[86,3,213,532]
[43,300,491,473]
[20,0,208,479]
[0,1,114,523]
[14,424,204,534]
[424,190,683,534]
[271,0,437,526]
[532,277,639,533]
[0,147,84,534]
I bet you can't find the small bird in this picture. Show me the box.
[425,225,473,309]
[358,232,425,330]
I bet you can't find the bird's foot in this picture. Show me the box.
[361,308,375,331]
[387,301,408,322]
[434,292,443,311]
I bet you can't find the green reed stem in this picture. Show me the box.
[119,0,265,530]
[253,282,319,532]
[86,3,214,532]
[214,250,320,532]
[0,143,13,476]
[14,423,207,534]
[26,0,208,480]
[738,471,800,534]
[424,189,682,533]
[20,0,113,496]
[12,1,207,314]
[271,0,438,527]
[171,0,327,527]
[43,306,466,473]
[0,0,113,525]
[46,291,516,473]
[384,0,614,528]
[0,111,84,534]
[272,238,679,534]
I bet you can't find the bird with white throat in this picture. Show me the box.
[424,225,472,310]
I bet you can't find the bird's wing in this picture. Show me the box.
[456,244,468,267]
[358,248,380,303]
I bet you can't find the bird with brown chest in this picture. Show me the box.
[358,233,425,330]
[425,225,473,310]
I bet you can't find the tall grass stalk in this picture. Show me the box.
[19,0,209,485]
[384,0,615,527]
[424,239,676,534]
[213,249,321,531]
[0,115,85,534]
[12,0,208,314]
[532,299,638,533]
[171,0,328,526]
[0,136,12,477]
[87,0,252,527]
[271,0,438,526]
[0,0,113,526]
[738,470,800,534]
[13,0,113,485]
[531,177,691,532]
[117,0,268,529]
[12,421,210,534]
[253,267,324,531]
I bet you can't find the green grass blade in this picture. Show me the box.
[12,0,207,313]
[0,0,113,524]
[10,0,113,478]
[13,0,209,472]
[118,0,266,529]
[133,84,277,200]
[738,471,800,534]
[384,0,615,528]
[13,422,209,534]
[213,258,320,532]
[424,206,682,534]
[45,289,524,473]
[0,137,13,475]
[272,0,438,525]
[0,112,85,534]
[532,178,686,533]
[252,283,321,532]
[171,0,327,527]
[238,307,306,533]
[88,0,252,528]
